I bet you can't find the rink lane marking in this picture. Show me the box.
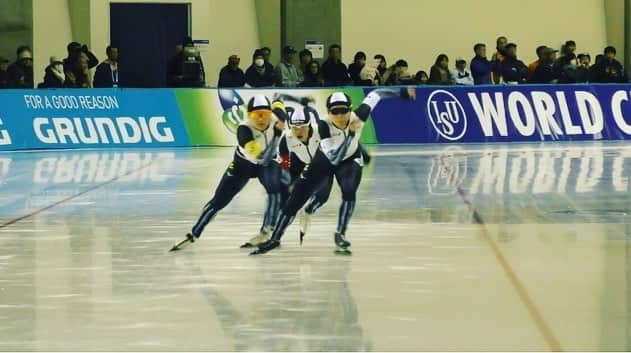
[455,185,563,352]
[0,162,154,230]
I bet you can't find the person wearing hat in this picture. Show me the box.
[245,49,275,87]
[0,56,9,89]
[590,46,628,83]
[171,95,288,251]
[39,56,66,88]
[252,87,416,255]
[7,45,34,88]
[218,54,246,87]
[498,43,528,84]
[529,47,561,84]
[275,45,300,87]
[451,57,474,85]
[277,105,333,244]
[321,44,350,86]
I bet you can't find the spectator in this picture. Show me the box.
[492,36,508,83]
[384,59,412,85]
[527,45,547,81]
[321,44,350,86]
[218,55,246,87]
[260,46,275,74]
[451,57,474,85]
[275,45,300,87]
[64,53,91,88]
[499,43,528,84]
[348,51,373,86]
[428,54,453,85]
[414,70,428,84]
[374,54,387,84]
[0,57,9,88]
[7,46,34,88]
[300,60,325,87]
[166,38,205,87]
[471,43,493,85]
[590,46,628,83]
[298,49,313,80]
[93,46,120,88]
[166,41,185,87]
[63,42,98,76]
[38,56,65,88]
[530,47,560,84]
[556,40,579,83]
[245,49,275,87]
[557,40,578,67]
[574,53,591,83]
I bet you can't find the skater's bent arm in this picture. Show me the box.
[353,87,415,121]
[237,126,262,158]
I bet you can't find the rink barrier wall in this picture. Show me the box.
[1,84,631,151]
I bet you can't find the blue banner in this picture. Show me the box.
[3,85,631,151]
[368,84,631,143]
[0,89,189,150]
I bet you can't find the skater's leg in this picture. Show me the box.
[257,161,283,233]
[305,174,334,215]
[191,160,252,237]
[333,157,363,247]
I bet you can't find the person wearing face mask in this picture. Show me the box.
[245,49,276,87]
[8,46,34,88]
[218,55,246,87]
[39,57,65,88]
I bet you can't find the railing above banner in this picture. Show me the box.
[0,84,631,151]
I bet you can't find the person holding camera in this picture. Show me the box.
[63,42,98,76]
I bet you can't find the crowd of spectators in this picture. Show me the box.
[0,36,629,89]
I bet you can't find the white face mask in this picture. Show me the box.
[254,58,264,67]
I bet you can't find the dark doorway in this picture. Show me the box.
[110,3,190,87]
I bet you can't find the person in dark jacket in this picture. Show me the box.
[470,43,493,85]
[300,60,325,87]
[373,54,387,85]
[245,49,275,87]
[7,46,34,88]
[321,44,350,86]
[428,54,453,85]
[64,53,91,88]
[38,57,65,88]
[63,42,98,77]
[260,47,275,75]
[499,43,528,84]
[590,46,628,83]
[574,53,591,83]
[529,47,561,84]
[218,55,246,87]
[348,51,373,86]
[94,46,120,88]
[0,57,10,89]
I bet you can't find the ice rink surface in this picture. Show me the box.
[0,141,630,351]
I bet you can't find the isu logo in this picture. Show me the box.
[426,90,467,141]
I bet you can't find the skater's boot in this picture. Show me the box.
[240,227,272,248]
[334,232,351,249]
[249,239,280,255]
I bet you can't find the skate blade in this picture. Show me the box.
[169,237,192,252]
[334,246,352,255]
[299,231,305,245]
